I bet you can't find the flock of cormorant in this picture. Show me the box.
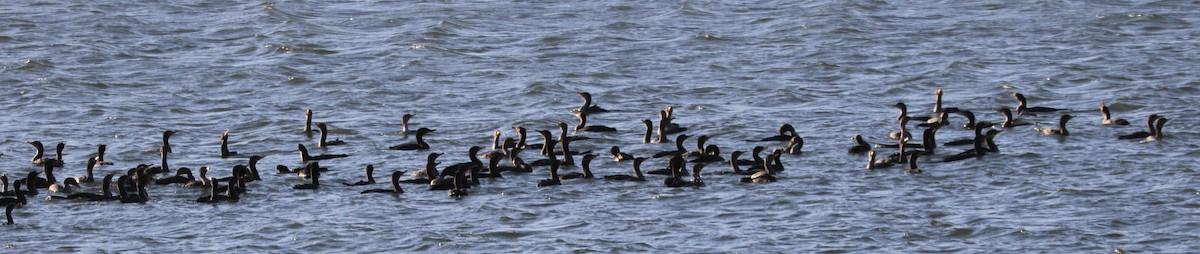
[0,89,1171,225]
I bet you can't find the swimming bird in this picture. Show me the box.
[714,151,751,175]
[0,181,25,207]
[889,116,912,141]
[361,171,405,195]
[74,157,99,184]
[482,130,506,158]
[54,142,65,162]
[610,146,633,162]
[866,150,893,170]
[155,168,195,185]
[447,165,471,198]
[945,122,995,146]
[402,153,443,184]
[220,130,239,158]
[849,135,871,154]
[298,144,349,162]
[115,175,147,203]
[440,146,484,182]
[1118,114,1161,140]
[741,155,777,183]
[293,163,321,189]
[1013,92,1060,116]
[94,144,113,165]
[197,177,239,203]
[958,110,977,130]
[576,92,609,114]
[537,160,563,187]
[1099,101,1129,126]
[161,130,177,154]
[605,157,647,182]
[943,135,988,162]
[575,111,617,132]
[389,128,432,150]
[244,155,264,182]
[303,109,315,134]
[996,107,1030,128]
[342,165,378,186]
[49,174,115,201]
[1142,117,1168,142]
[893,102,931,123]
[144,147,171,176]
[513,126,530,149]
[399,113,434,134]
[784,136,804,155]
[653,134,690,158]
[1035,115,1074,136]
[691,145,725,163]
[666,162,703,188]
[758,124,797,142]
[316,123,346,147]
[560,154,596,180]
[905,153,922,174]
[27,141,64,167]
[642,119,654,143]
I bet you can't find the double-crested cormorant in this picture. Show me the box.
[293,163,320,189]
[399,113,434,134]
[575,111,617,132]
[1014,92,1060,116]
[537,160,563,187]
[610,146,633,162]
[758,124,797,142]
[94,144,113,165]
[867,150,893,170]
[303,109,315,133]
[893,102,932,122]
[389,128,432,150]
[653,134,690,158]
[576,92,609,114]
[605,157,647,181]
[996,108,1030,128]
[162,130,176,154]
[785,136,804,155]
[1143,117,1168,142]
[316,123,346,147]
[362,171,405,195]
[155,168,195,185]
[958,110,978,130]
[642,119,654,143]
[691,145,725,163]
[27,141,64,167]
[560,154,596,180]
[1099,101,1129,125]
[50,174,115,201]
[220,130,239,158]
[1119,114,1161,140]
[1036,115,1074,136]
[402,153,443,184]
[298,144,349,161]
[197,177,239,203]
[889,116,912,141]
[0,181,27,207]
[342,165,377,186]
[905,153,922,174]
[849,135,871,154]
[75,157,98,183]
[741,155,777,183]
[116,175,147,203]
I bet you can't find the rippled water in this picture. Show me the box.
[2,0,1199,252]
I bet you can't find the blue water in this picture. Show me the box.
[1,1,1199,252]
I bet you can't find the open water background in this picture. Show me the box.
[2,0,1200,252]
